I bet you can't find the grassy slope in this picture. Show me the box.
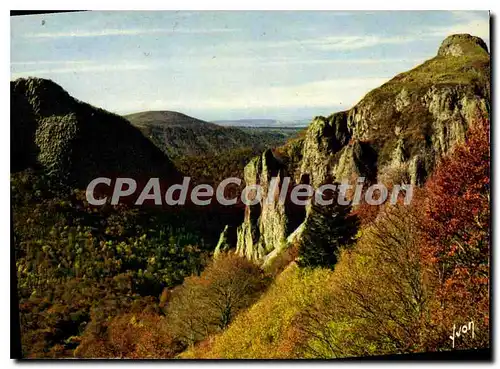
[180,263,334,359]
[351,40,490,165]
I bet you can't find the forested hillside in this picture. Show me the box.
[11,34,490,359]
[126,110,297,159]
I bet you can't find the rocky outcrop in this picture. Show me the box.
[423,85,487,155]
[11,77,180,188]
[214,225,231,257]
[225,34,490,263]
[299,112,350,188]
[437,34,488,57]
[235,150,291,261]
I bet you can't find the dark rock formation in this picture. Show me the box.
[11,77,180,189]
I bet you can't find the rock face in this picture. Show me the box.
[235,150,290,261]
[214,225,231,257]
[11,77,180,188]
[299,112,350,188]
[438,34,488,57]
[230,34,490,264]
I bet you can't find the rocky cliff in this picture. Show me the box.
[230,34,490,264]
[234,150,289,261]
[11,77,180,189]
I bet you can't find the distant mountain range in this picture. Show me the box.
[212,118,310,128]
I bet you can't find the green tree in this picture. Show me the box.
[298,186,359,269]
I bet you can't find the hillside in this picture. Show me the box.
[11,33,490,360]
[179,34,490,359]
[229,33,490,263]
[125,111,294,159]
[11,78,180,189]
[11,83,240,358]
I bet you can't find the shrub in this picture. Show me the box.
[181,263,334,359]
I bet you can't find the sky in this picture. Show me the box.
[11,11,490,121]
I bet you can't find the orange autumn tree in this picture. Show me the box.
[75,312,185,358]
[166,253,269,347]
[422,114,490,348]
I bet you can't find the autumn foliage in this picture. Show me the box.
[75,313,184,358]
[166,253,269,347]
[14,115,490,358]
[420,115,490,348]
[183,116,490,358]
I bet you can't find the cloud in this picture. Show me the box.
[11,60,93,66]
[212,12,489,53]
[23,27,238,39]
[203,34,418,54]
[427,13,490,42]
[212,77,390,109]
[119,77,390,113]
[203,33,424,55]
[10,56,425,78]
[262,57,423,66]
[179,56,426,74]
[272,35,416,51]
[11,62,151,78]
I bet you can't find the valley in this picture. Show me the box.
[11,33,491,359]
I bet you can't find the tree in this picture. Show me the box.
[297,204,437,358]
[75,312,184,358]
[421,115,490,349]
[165,276,211,346]
[205,254,268,329]
[11,168,209,357]
[296,116,491,357]
[298,186,359,269]
[166,253,268,347]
